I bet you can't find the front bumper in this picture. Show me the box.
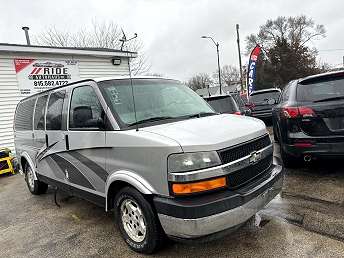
[154,163,284,239]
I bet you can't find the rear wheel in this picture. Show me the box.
[114,187,165,254]
[24,163,48,195]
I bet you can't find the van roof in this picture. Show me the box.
[18,76,176,103]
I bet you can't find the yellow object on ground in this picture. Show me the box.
[0,157,15,175]
[0,148,15,175]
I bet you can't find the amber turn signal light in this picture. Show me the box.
[172,177,227,195]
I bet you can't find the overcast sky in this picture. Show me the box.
[1,0,344,80]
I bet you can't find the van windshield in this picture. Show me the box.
[98,79,216,127]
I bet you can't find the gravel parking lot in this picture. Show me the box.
[1,135,344,257]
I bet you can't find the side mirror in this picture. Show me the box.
[73,106,93,128]
[84,117,105,129]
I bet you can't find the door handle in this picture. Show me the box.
[65,135,70,150]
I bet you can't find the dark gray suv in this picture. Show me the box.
[248,88,281,119]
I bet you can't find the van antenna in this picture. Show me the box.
[120,28,139,131]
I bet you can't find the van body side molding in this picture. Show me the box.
[105,170,157,211]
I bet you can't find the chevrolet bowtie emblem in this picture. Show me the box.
[249,151,261,164]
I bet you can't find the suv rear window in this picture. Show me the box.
[297,75,344,102]
[205,96,239,113]
[250,91,280,103]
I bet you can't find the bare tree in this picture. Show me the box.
[213,65,240,86]
[186,73,213,91]
[246,15,326,88]
[34,21,150,75]
[246,15,326,54]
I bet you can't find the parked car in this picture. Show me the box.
[203,94,241,115]
[14,77,283,254]
[248,88,281,119]
[272,70,344,167]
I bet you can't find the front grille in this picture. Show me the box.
[227,156,272,189]
[218,134,271,164]
[0,160,9,170]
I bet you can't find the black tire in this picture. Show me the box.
[114,187,165,254]
[24,163,48,195]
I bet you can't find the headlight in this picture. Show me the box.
[168,151,221,173]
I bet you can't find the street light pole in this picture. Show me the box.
[202,36,222,95]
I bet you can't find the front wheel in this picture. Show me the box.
[24,163,48,195]
[114,187,165,254]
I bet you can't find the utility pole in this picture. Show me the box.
[236,24,244,92]
[216,43,222,95]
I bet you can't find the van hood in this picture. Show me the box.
[141,114,267,152]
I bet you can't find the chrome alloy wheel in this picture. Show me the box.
[26,166,35,190]
[120,199,147,242]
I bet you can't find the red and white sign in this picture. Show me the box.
[14,59,80,95]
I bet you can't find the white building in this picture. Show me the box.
[0,43,136,150]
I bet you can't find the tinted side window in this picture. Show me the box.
[69,86,103,130]
[15,98,36,131]
[46,90,66,130]
[34,95,48,130]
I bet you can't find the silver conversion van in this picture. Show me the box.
[14,77,284,253]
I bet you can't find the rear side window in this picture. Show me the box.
[15,98,36,131]
[297,76,344,102]
[34,95,48,130]
[46,90,66,130]
[69,86,103,130]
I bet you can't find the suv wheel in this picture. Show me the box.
[114,187,165,254]
[24,163,48,195]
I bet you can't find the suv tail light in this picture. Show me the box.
[281,106,316,119]
[233,111,241,115]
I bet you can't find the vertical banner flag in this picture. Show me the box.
[247,45,261,95]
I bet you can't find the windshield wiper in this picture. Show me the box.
[313,95,344,103]
[128,116,176,126]
[183,112,219,119]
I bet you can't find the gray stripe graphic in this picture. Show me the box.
[68,151,108,182]
[50,154,95,190]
